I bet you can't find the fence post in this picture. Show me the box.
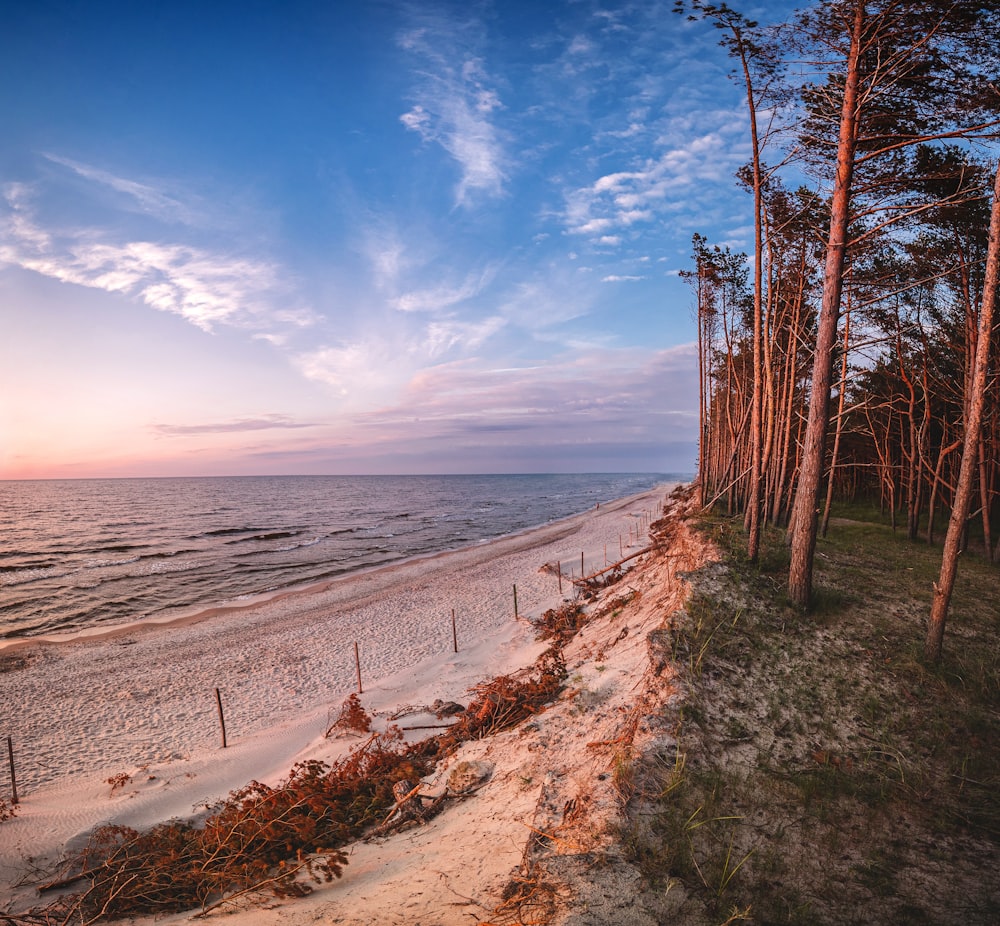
[354,642,363,693]
[513,584,519,619]
[6,736,17,805]
[214,688,227,749]
[451,609,458,653]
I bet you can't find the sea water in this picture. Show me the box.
[0,473,680,639]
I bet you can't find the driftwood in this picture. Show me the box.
[37,870,93,894]
[570,547,650,587]
[371,780,449,836]
[371,759,494,838]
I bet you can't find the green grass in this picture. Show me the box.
[622,505,1000,925]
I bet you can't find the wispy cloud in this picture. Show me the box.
[393,262,499,313]
[0,181,311,334]
[424,314,506,356]
[42,154,202,226]
[152,414,317,436]
[496,271,594,331]
[398,15,508,205]
[365,225,412,294]
[601,274,644,282]
[293,339,407,402]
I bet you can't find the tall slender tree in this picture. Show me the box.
[675,3,782,558]
[786,1,864,605]
[926,158,1000,661]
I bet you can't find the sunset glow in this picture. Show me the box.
[0,0,794,478]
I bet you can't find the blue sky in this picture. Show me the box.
[0,0,794,479]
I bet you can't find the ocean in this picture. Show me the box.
[0,473,679,640]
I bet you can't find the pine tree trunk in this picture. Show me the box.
[697,264,708,506]
[788,2,864,608]
[821,306,852,537]
[977,444,992,560]
[926,158,1000,662]
[742,43,765,564]
[773,274,804,527]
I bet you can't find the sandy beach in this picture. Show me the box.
[0,483,714,924]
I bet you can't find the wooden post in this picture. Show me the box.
[451,609,458,653]
[214,688,227,749]
[7,736,17,805]
[619,535,623,557]
[513,584,519,619]
[354,642,363,693]
[557,562,562,593]
[581,551,585,577]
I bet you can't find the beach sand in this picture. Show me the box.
[0,483,715,924]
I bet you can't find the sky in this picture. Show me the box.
[0,0,796,479]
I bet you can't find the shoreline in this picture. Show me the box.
[0,485,667,655]
[0,484,676,904]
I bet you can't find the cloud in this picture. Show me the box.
[293,337,424,406]
[601,274,644,282]
[564,131,742,239]
[496,271,594,331]
[399,106,432,134]
[423,314,506,356]
[42,154,200,226]
[1,182,50,251]
[294,342,378,397]
[392,261,500,313]
[363,223,418,296]
[293,307,507,412]
[348,344,700,458]
[397,15,508,205]
[152,414,317,437]
[0,182,311,334]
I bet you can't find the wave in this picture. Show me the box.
[222,530,304,545]
[83,556,142,569]
[274,537,322,553]
[200,526,268,538]
[0,558,61,572]
[0,566,73,587]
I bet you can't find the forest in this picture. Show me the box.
[677,0,1000,660]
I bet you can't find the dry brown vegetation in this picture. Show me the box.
[324,693,373,738]
[4,604,580,925]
